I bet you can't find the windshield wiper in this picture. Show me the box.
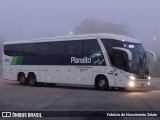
[136,54,149,75]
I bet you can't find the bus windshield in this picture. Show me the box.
[123,42,149,75]
[101,39,149,76]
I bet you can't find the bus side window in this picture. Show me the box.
[23,43,36,56]
[36,42,49,56]
[65,41,83,55]
[83,39,102,55]
[50,42,65,55]
[4,44,22,56]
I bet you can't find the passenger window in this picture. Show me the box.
[83,40,102,55]
[23,43,36,56]
[4,44,22,56]
[66,41,83,55]
[50,42,65,55]
[36,42,49,56]
[101,39,122,55]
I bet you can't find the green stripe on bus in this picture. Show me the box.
[17,56,23,64]
[11,56,23,65]
[11,56,18,65]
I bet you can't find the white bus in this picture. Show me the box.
[2,33,156,90]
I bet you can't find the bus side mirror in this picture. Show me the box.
[146,50,156,62]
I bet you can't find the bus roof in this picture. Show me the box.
[4,33,141,44]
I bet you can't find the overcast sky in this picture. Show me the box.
[0,0,160,53]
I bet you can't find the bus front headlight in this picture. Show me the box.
[129,81,135,87]
[147,76,151,80]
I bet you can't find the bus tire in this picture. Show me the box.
[28,74,37,86]
[18,73,27,85]
[95,76,109,91]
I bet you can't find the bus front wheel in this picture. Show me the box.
[28,74,37,86]
[95,76,109,91]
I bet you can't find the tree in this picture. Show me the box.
[73,18,131,36]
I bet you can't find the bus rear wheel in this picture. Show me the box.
[18,73,27,85]
[28,74,37,86]
[95,76,109,91]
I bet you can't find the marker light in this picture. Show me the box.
[129,81,135,87]
[128,45,135,48]
[129,76,135,80]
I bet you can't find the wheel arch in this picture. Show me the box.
[27,72,36,78]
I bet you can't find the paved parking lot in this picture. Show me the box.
[0,74,160,120]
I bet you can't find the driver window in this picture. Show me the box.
[114,54,126,70]
[111,51,129,71]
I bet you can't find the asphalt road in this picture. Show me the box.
[0,75,160,120]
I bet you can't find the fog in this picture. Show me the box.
[0,0,160,55]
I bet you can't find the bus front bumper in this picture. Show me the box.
[128,80,151,88]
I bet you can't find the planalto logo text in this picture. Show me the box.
[71,57,91,64]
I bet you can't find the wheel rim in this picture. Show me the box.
[99,80,105,87]
[30,78,35,85]
[20,76,25,83]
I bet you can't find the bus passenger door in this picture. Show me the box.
[114,68,126,87]
[113,53,127,87]
[76,67,93,85]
